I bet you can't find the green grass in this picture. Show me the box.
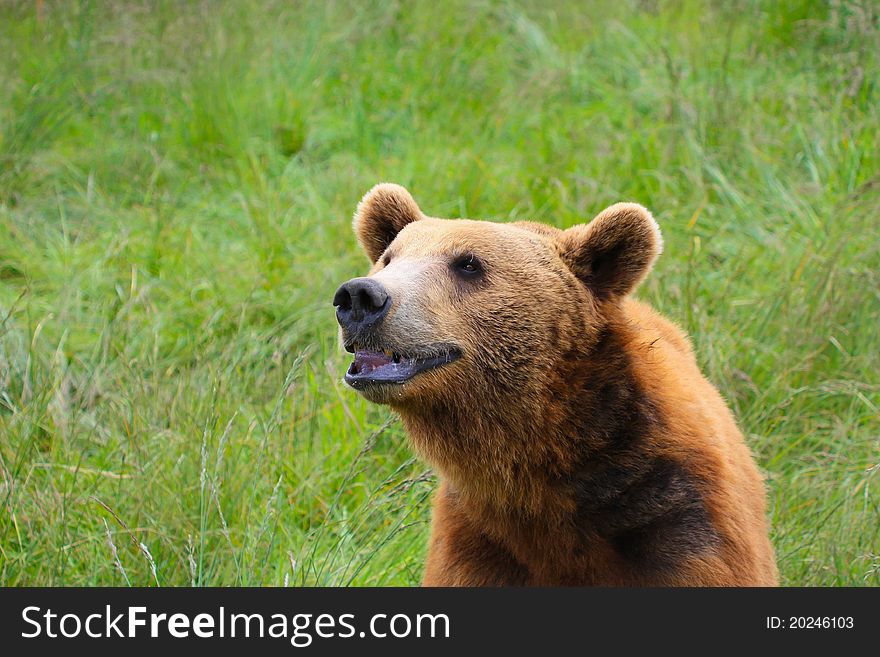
[0,0,878,586]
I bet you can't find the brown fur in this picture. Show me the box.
[341,183,778,586]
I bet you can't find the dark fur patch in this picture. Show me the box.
[567,326,720,572]
[568,325,658,454]
[593,458,719,570]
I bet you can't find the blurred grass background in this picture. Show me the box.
[0,0,878,586]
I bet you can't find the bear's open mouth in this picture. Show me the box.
[344,345,461,388]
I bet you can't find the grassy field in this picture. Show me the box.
[1,0,878,586]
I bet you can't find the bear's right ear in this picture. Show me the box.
[558,203,662,301]
[353,183,424,262]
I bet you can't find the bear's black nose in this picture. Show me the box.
[333,277,391,334]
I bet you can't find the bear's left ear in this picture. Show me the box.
[558,203,662,300]
[353,183,424,262]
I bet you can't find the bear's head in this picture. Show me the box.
[333,183,662,417]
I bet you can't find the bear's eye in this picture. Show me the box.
[452,254,483,277]
[381,253,392,267]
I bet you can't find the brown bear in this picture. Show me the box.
[333,183,778,586]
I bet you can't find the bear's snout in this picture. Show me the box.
[333,277,391,336]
